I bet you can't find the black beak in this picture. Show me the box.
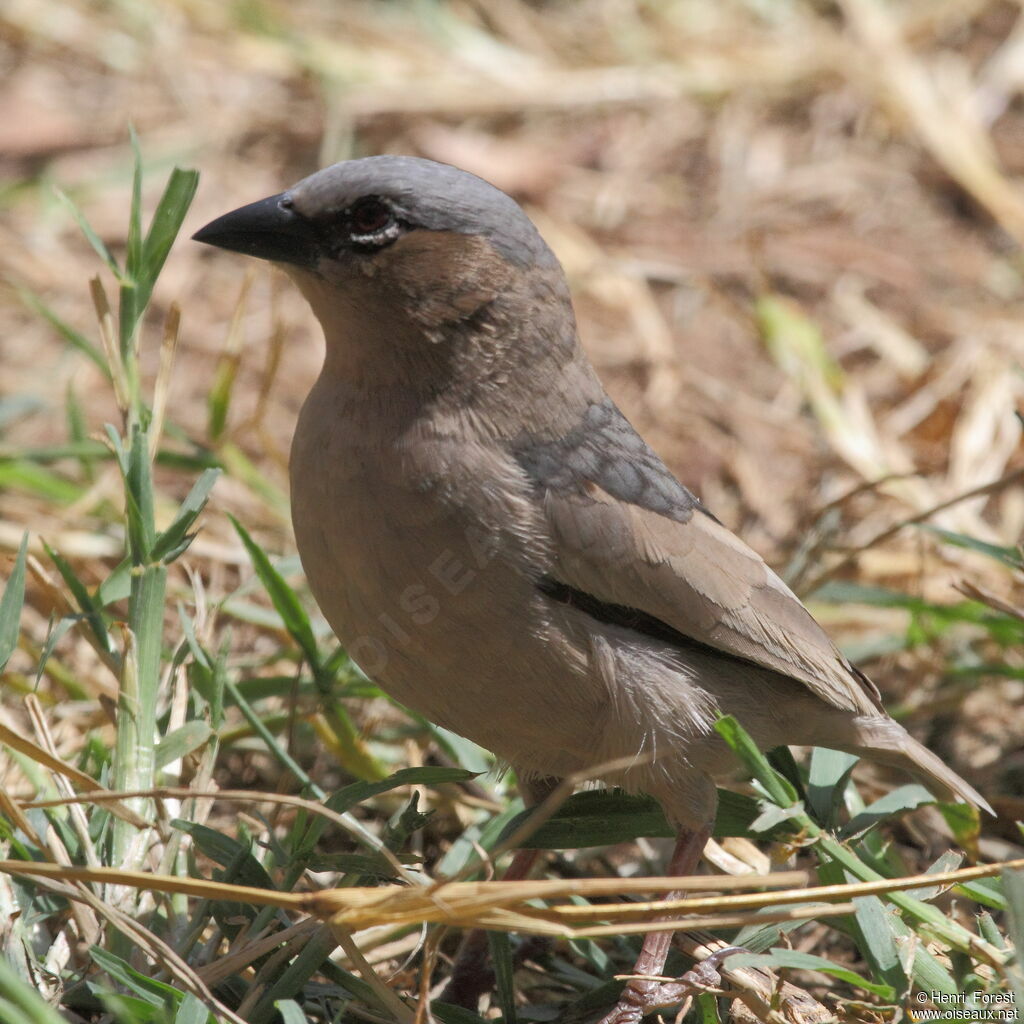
[192,192,319,267]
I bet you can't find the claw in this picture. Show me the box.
[596,977,654,1024]
[598,1010,644,1024]
[596,946,747,1023]
[676,944,746,992]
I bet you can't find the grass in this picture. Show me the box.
[3,0,1024,1019]
[0,137,1021,1024]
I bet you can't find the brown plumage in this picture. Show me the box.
[194,155,991,1023]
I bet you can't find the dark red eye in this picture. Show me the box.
[349,198,392,236]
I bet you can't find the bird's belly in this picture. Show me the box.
[289,438,584,756]
[289,397,776,806]
[290,458,782,825]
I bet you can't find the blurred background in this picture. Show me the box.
[4,0,1022,785]
[1,1,1024,1015]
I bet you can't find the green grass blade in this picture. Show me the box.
[1004,869,1024,1009]
[976,911,1005,949]
[436,804,524,879]
[273,1000,307,1024]
[696,993,722,1023]
[714,714,799,807]
[246,931,342,1024]
[171,821,276,889]
[329,766,477,817]
[91,947,198,1009]
[0,533,28,671]
[64,386,92,480]
[217,441,289,513]
[0,956,69,1024]
[496,786,776,849]
[0,461,84,503]
[920,525,1024,569]
[729,948,894,999]
[207,343,238,442]
[225,679,321,794]
[807,747,858,826]
[119,128,145,357]
[139,167,200,308]
[841,784,936,838]
[0,998,44,1024]
[42,540,113,657]
[498,790,672,849]
[488,931,518,1024]
[173,993,213,1024]
[102,424,129,474]
[150,467,221,562]
[14,286,109,376]
[851,894,909,994]
[95,558,132,607]
[957,877,1005,912]
[33,618,75,688]
[229,514,320,670]
[816,832,986,956]
[154,722,213,770]
[54,188,123,281]
[124,425,156,562]
[115,137,198,356]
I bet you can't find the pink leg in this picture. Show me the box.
[441,779,558,1008]
[597,824,712,1024]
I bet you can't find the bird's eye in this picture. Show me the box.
[349,198,393,237]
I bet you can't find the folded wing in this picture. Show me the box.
[513,398,882,716]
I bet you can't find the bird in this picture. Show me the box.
[193,155,992,1023]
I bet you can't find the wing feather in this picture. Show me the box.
[536,462,881,716]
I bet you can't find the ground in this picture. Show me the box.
[0,1,1022,1021]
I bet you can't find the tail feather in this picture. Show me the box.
[852,716,994,816]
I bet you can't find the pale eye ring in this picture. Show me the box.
[349,197,393,238]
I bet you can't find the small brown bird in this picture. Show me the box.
[194,156,991,1023]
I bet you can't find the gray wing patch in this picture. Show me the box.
[512,398,702,523]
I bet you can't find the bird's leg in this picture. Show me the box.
[439,777,560,1010]
[438,845,543,1008]
[596,823,713,1024]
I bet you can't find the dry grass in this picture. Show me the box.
[1,1,1023,1021]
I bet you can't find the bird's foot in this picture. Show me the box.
[674,944,746,992]
[595,977,656,1024]
[596,946,746,1024]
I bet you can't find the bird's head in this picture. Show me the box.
[193,156,576,389]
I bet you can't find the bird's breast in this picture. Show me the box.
[288,374,552,727]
